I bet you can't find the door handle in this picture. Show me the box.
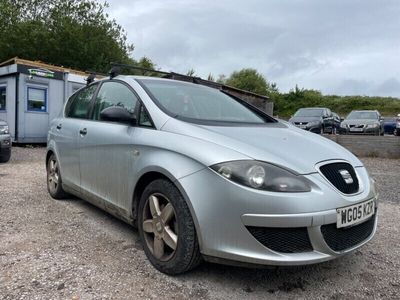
[79,128,87,135]
[56,124,62,130]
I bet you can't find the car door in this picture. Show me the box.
[55,83,99,191]
[323,109,334,131]
[78,80,140,211]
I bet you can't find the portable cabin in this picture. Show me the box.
[0,58,92,143]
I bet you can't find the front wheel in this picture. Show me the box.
[0,150,11,163]
[47,153,68,199]
[138,179,202,275]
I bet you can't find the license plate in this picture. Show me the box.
[350,128,363,132]
[336,199,375,228]
[298,125,307,129]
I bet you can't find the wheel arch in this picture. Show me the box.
[46,149,54,166]
[131,167,204,250]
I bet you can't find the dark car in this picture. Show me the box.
[340,110,384,135]
[0,119,11,163]
[289,107,335,134]
[383,117,397,135]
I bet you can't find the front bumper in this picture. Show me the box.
[341,126,380,135]
[178,166,378,266]
[293,124,321,134]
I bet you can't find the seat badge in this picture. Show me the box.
[339,170,353,184]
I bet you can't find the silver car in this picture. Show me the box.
[46,76,378,274]
[340,110,384,135]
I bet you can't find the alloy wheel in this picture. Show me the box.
[142,193,178,261]
[47,158,60,194]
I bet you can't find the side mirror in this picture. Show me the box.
[100,106,136,125]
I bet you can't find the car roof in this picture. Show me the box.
[298,107,327,110]
[350,110,379,113]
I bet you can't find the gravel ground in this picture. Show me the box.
[0,147,399,300]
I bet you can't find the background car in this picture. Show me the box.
[289,107,335,134]
[0,119,11,163]
[340,110,384,135]
[383,117,397,135]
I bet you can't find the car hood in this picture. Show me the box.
[0,120,7,126]
[288,116,321,123]
[342,119,378,125]
[161,119,362,174]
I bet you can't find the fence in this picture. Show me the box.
[324,135,400,159]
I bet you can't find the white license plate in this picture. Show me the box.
[298,125,307,129]
[336,199,375,228]
[350,128,363,132]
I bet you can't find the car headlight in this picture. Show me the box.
[210,161,311,192]
[340,123,348,128]
[366,124,378,128]
[0,125,9,134]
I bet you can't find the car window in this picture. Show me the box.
[92,81,139,121]
[138,79,271,124]
[66,84,98,119]
[138,105,153,127]
[346,111,378,120]
[294,108,324,117]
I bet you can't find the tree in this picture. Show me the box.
[0,0,140,73]
[186,68,196,76]
[225,68,276,96]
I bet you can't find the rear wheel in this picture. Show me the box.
[138,179,202,275]
[47,153,68,199]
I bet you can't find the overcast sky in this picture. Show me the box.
[105,0,400,97]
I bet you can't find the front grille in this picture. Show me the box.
[349,124,364,128]
[295,122,308,125]
[319,162,359,194]
[246,226,313,253]
[321,214,376,252]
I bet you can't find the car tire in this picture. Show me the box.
[0,152,11,163]
[46,153,69,199]
[138,179,202,275]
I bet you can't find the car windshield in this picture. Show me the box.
[138,79,270,124]
[294,108,324,117]
[346,111,378,120]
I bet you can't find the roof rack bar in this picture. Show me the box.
[108,62,269,101]
[110,62,170,77]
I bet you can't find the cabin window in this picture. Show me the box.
[0,86,6,110]
[27,87,47,112]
